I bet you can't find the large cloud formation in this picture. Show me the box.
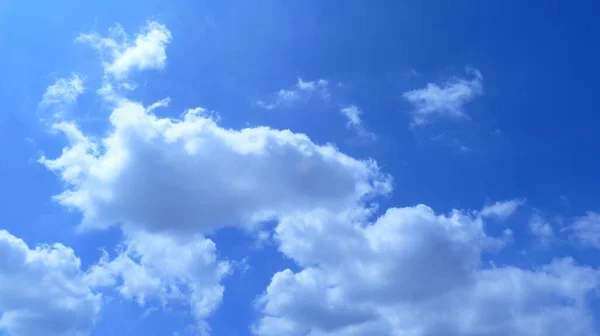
[41,100,389,234]
[35,20,600,336]
[40,84,389,333]
[0,230,101,336]
[40,21,388,334]
[254,206,600,336]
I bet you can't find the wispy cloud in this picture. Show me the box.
[254,100,276,110]
[529,212,554,244]
[277,89,301,103]
[296,78,329,96]
[403,68,483,126]
[255,77,329,109]
[430,132,472,153]
[566,212,600,248]
[40,74,85,108]
[480,198,526,220]
[340,105,375,140]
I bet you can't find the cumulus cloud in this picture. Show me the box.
[40,74,85,116]
[340,105,375,139]
[41,98,389,234]
[0,230,101,336]
[479,198,525,220]
[85,229,230,331]
[41,34,388,328]
[42,19,392,332]
[256,77,329,109]
[76,21,171,80]
[403,68,483,126]
[40,19,600,336]
[254,205,600,336]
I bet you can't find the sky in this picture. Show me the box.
[1,0,600,335]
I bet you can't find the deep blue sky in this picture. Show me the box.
[2,1,600,335]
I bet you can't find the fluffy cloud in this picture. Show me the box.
[76,21,171,80]
[40,19,600,336]
[340,105,375,139]
[43,19,392,332]
[403,68,483,126]
[479,198,525,220]
[40,74,85,111]
[254,205,600,336]
[85,228,230,331]
[40,63,388,330]
[0,230,101,336]
[41,98,389,234]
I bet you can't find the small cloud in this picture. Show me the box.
[277,89,300,103]
[77,21,172,80]
[480,198,526,220]
[340,105,362,127]
[146,97,171,114]
[566,212,600,248]
[528,211,554,244]
[232,257,251,275]
[40,74,85,108]
[255,77,329,109]
[559,195,571,208]
[254,100,276,110]
[340,105,375,140]
[296,77,328,96]
[430,133,471,154]
[407,69,419,77]
[451,140,472,153]
[403,67,483,126]
[253,230,272,249]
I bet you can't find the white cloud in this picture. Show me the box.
[85,228,230,331]
[340,105,375,139]
[77,21,172,80]
[43,21,390,332]
[340,105,362,127]
[403,68,483,126]
[254,100,276,110]
[567,212,600,248]
[256,77,329,109]
[479,198,525,220]
[254,205,600,336]
[40,54,388,329]
[0,230,101,336]
[40,74,85,108]
[146,97,172,114]
[529,212,554,243]
[277,89,300,103]
[41,98,390,234]
[296,78,329,95]
[41,20,600,336]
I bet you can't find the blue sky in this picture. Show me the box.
[2,1,600,335]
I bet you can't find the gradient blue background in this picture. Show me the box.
[1,1,600,334]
